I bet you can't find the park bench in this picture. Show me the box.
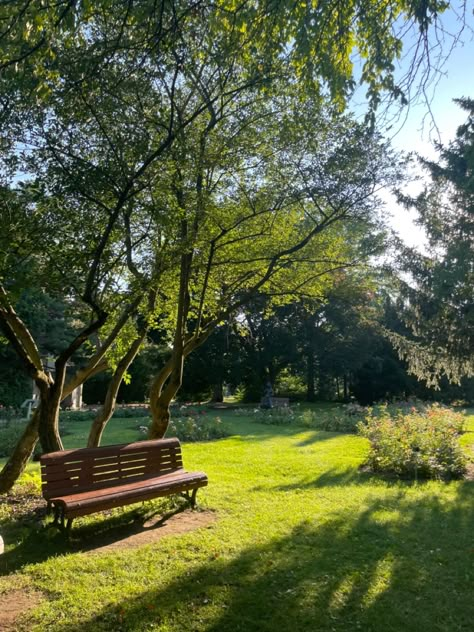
[40,438,208,533]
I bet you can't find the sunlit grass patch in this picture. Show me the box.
[0,405,474,631]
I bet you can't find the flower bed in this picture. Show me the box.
[239,405,362,433]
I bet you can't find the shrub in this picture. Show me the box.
[113,406,150,419]
[0,423,25,457]
[0,421,41,458]
[244,406,362,432]
[299,409,361,433]
[358,404,466,480]
[249,407,296,426]
[133,411,227,443]
[342,402,368,417]
[60,410,96,423]
[165,414,228,442]
[0,407,23,423]
[375,398,428,417]
[59,406,151,423]
[232,407,260,417]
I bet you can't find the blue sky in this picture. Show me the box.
[379,4,474,248]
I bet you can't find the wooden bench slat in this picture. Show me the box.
[41,458,179,482]
[51,470,206,504]
[42,465,185,495]
[64,478,207,518]
[40,456,151,477]
[41,452,181,470]
[40,439,181,462]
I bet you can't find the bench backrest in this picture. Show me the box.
[40,438,183,500]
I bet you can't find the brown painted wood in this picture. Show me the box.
[39,438,207,526]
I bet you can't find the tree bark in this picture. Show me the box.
[305,313,316,402]
[87,332,146,447]
[149,397,172,439]
[0,408,40,494]
[343,374,349,401]
[148,328,213,438]
[149,353,184,439]
[38,382,64,453]
[211,380,224,402]
[306,350,315,401]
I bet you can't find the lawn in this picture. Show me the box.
[1,406,474,631]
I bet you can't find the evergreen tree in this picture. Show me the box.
[391,98,474,386]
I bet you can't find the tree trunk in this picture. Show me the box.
[149,397,172,439]
[148,331,211,439]
[304,312,316,402]
[211,380,224,403]
[38,388,63,453]
[87,381,119,448]
[149,354,184,438]
[87,333,146,447]
[306,350,315,401]
[0,409,40,494]
[343,374,349,401]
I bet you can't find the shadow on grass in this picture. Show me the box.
[251,466,370,493]
[225,421,345,445]
[49,482,474,632]
[295,430,352,447]
[273,466,375,490]
[0,498,191,576]
[270,467,463,493]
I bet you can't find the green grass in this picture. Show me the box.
[60,415,151,448]
[1,406,474,631]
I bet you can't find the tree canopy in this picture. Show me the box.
[0,0,467,491]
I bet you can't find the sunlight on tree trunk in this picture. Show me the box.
[0,408,40,494]
[87,333,146,447]
[149,355,184,438]
[38,388,64,453]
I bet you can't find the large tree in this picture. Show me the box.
[391,98,474,386]
[0,179,149,491]
[0,0,463,490]
[145,99,398,436]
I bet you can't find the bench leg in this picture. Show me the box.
[181,489,198,508]
[49,504,73,537]
[57,509,73,537]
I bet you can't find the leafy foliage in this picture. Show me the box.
[60,407,151,423]
[0,421,40,458]
[240,405,362,432]
[358,404,467,479]
[0,0,467,465]
[392,98,474,386]
[298,408,362,433]
[166,413,228,442]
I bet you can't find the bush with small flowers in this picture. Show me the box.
[166,410,228,442]
[358,404,466,480]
